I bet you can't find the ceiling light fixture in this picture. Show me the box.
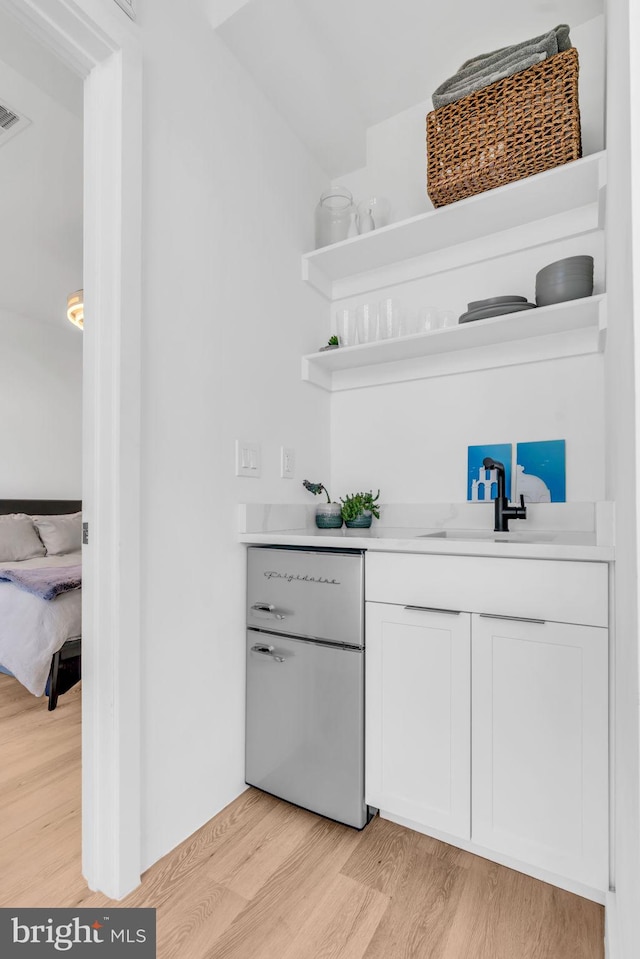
[67,289,84,330]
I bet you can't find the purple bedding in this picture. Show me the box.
[0,564,81,601]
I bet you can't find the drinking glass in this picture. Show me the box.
[378,298,400,339]
[417,307,440,332]
[356,302,379,343]
[335,307,356,346]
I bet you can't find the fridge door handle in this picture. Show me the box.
[250,643,285,663]
[250,603,286,621]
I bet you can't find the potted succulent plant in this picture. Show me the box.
[303,479,343,529]
[340,490,381,529]
[319,335,340,352]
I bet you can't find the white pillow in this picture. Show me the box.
[32,512,82,556]
[0,513,46,562]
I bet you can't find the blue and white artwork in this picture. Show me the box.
[467,444,512,502]
[516,440,566,503]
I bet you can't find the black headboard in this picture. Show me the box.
[0,500,81,515]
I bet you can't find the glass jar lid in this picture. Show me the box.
[319,185,353,210]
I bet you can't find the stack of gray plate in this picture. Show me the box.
[458,295,536,324]
[535,256,594,306]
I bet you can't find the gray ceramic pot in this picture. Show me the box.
[315,504,343,529]
[344,511,372,529]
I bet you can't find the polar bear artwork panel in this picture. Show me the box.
[516,440,566,503]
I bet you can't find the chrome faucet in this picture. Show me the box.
[483,457,527,532]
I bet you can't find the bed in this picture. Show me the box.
[0,500,82,710]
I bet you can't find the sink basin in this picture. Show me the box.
[419,530,558,543]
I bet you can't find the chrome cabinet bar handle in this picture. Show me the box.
[404,605,461,615]
[250,643,285,663]
[479,613,546,625]
[250,603,285,620]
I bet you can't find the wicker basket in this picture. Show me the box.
[426,47,582,208]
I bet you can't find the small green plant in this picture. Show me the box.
[303,479,332,504]
[340,490,381,522]
[319,334,340,352]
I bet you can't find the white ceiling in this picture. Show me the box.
[213,0,604,177]
[0,9,83,329]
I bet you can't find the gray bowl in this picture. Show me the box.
[535,255,594,306]
[536,255,594,280]
[536,275,594,307]
[537,254,593,268]
[537,267,594,283]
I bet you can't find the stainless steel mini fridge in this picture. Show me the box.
[245,546,369,829]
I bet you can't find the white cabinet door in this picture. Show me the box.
[472,613,608,889]
[366,602,471,839]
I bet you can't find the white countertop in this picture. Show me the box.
[238,503,615,562]
[238,527,614,562]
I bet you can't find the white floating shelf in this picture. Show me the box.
[302,152,606,300]
[302,295,607,392]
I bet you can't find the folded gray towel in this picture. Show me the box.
[432,25,571,109]
[434,50,548,107]
[458,24,571,73]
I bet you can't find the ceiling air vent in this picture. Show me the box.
[0,99,31,148]
[0,104,19,130]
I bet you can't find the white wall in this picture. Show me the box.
[334,15,605,223]
[0,39,83,503]
[331,354,605,503]
[138,1,330,869]
[0,54,83,326]
[0,309,82,497]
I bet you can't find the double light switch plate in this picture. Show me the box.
[236,441,261,478]
[235,442,296,479]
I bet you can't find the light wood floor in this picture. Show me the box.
[0,672,604,958]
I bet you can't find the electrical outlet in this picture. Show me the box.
[236,440,261,478]
[281,446,295,479]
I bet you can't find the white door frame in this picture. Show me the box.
[0,0,142,898]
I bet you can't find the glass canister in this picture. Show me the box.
[314,186,353,249]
